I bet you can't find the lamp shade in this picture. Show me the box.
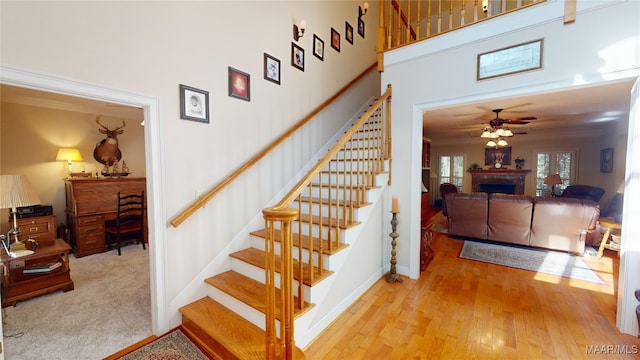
[0,174,42,209]
[56,148,83,162]
[543,173,562,185]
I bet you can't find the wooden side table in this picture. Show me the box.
[1,238,74,307]
[596,217,622,258]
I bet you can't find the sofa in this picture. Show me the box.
[561,185,605,202]
[445,192,601,255]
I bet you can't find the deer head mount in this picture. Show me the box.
[93,115,125,168]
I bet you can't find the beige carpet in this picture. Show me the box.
[2,245,151,360]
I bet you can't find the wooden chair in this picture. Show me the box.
[105,191,145,256]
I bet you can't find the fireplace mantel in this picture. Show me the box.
[468,169,532,194]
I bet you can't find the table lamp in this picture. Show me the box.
[0,174,42,256]
[56,148,83,178]
[544,173,562,197]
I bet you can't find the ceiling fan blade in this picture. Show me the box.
[506,116,536,121]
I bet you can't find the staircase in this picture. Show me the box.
[178,87,392,359]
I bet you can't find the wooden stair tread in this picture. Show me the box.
[180,297,305,360]
[297,195,371,208]
[250,228,349,255]
[309,182,379,190]
[230,248,334,286]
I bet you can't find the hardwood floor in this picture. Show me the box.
[304,230,640,359]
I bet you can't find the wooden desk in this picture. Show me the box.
[1,238,74,307]
[597,217,622,258]
[64,177,146,257]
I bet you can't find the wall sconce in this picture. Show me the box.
[359,2,369,18]
[293,19,306,41]
[56,148,83,178]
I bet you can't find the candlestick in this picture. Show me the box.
[385,210,403,283]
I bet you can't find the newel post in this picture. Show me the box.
[263,206,298,360]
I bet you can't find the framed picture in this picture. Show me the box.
[484,147,512,166]
[313,34,324,61]
[600,147,614,173]
[291,42,304,71]
[179,84,209,123]
[331,27,340,52]
[228,67,250,101]
[358,18,365,38]
[345,22,354,44]
[263,53,280,85]
[477,39,543,80]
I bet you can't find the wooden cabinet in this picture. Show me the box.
[16,215,55,246]
[1,238,74,307]
[64,177,146,257]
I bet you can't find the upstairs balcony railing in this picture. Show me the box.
[378,0,547,57]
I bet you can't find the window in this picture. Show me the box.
[439,154,465,191]
[535,150,576,196]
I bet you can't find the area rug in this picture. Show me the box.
[117,327,211,360]
[459,241,605,284]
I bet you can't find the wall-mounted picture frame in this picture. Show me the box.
[484,147,512,166]
[228,67,250,101]
[313,34,324,61]
[477,38,543,81]
[358,18,365,38]
[263,53,280,85]
[179,84,209,123]
[291,42,304,71]
[600,147,614,173]
[331,27,340,52]
[345,22,354,44]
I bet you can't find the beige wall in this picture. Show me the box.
[0,102,145,231]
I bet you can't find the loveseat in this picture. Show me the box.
[445,192,600,255]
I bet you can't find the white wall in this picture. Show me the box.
[0,0,380,334]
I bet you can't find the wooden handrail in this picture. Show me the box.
[263,84,392,359]
[170,62,378,227]
[265,84,392,213]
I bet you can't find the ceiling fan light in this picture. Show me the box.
[489,131,499,139]
[481,130,491,138]
[497,138,509,146]
[496,128,505,136]
[503,128,513,137]
[486,140,497,147]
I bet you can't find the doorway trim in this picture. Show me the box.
[0,64,167,335]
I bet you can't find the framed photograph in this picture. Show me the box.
[313,34,324,61]
[345,22,354,44]
[228,67,250,101]
[358,18,365,38]
[291,42,304,71]
[484,147,512,166]
[477,39,543,80]
[600,147,614,173]
[179,84,209,123]
[331,27,340,52]
[263,53,280,85]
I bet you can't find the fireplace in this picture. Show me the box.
[479,183,516,194]
[468,169,531,195]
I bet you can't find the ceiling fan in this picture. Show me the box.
[480,109,536,146]
[487,108,536,128]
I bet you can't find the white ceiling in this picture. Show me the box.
[423,80,634,142]
[1,84,144,121]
